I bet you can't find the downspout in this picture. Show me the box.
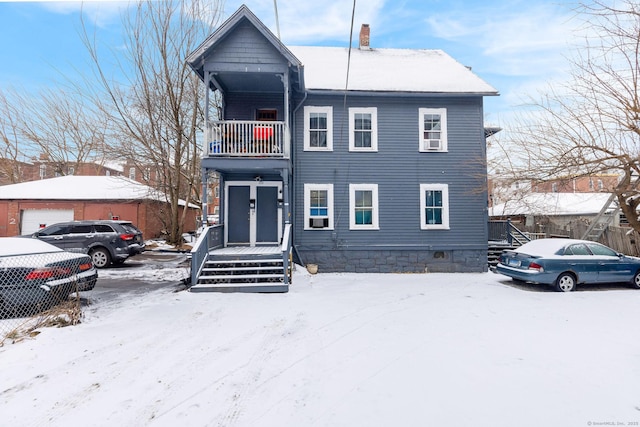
[290,86,308,265]
[201,71,210,230]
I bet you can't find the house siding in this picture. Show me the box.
[210,20,285,65]
[293,94,488,272]
[225,92,284,121]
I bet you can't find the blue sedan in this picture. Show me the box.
[494,238,640,292]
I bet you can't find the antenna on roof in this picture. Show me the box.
[273,0,281,39]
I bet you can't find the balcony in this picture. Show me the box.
[204,121,289,158]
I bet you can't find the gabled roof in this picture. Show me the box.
[187,5,497,96]
[0,175,197,207]
[289,46,498,95]
[186,4,301,81]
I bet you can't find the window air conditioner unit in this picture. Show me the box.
[424,139,441,150]
[310,218,329,228]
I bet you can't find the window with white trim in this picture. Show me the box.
[304,106,333,151]
[304,184,334,230]
[349,107,377,151]
[419,108,447,152]
[129,167,136,180]
[349,184,379,230]
[420,184,449,230]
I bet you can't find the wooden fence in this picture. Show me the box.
[515,220,640,257]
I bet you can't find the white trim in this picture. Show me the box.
[420,183,449,230]
[224,181,283,246]
[304,184,334,230]
[349,107,378,152]
[303,106,333,151]
[349,184,379,230]
[418,108,447,152]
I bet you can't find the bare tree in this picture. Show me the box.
[0,86,108,181]
[0,90,23,184]
[492,0,640,232]
[80,0,221,244]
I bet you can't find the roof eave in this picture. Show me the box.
[186,5,302,81]
[302,89,500,97]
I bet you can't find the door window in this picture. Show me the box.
[69,225,93,234]
[38,224,68,236]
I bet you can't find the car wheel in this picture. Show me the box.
[554,272,576,292]
[90,248,111,268]
[632,271,640,289]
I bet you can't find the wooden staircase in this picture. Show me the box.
[488,220,530,268]
[190,253,288,293]
[189,224,292,293]
[488,242,515,268]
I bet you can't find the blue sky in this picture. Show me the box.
[0,0,584,126]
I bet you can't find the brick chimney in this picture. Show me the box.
[359,24,370,50]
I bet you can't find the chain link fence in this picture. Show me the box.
[1,251,97,345]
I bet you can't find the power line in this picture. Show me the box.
[273,0,281,39]
[344,0,357,91]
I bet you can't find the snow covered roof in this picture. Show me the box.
[0,175,198,208]
[489,192,613,216]
[289,46,498,94]
[98,161,124,173]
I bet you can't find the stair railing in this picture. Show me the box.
[190,225,224,286]
[281,223,292,285]
[488,219,531,246]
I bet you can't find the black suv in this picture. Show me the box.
[30,220,145,268]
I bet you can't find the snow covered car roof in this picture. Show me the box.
[0,237,63,257]
[512,238,593,257]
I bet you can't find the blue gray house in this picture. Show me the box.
[187,5,498,292]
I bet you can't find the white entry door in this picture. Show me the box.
[225,181,282,246]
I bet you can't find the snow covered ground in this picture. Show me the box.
[2,263,640,427]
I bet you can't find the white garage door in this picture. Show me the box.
[21,209,74,235]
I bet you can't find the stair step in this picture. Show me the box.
[203,265,282,272]
[190,282,288,293]
[205,258,282,265]
[199,273,284,280]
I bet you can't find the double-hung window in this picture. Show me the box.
[349,184,379,230]
[420,184,449,229]
[419,108,447,152]
[304,184,334,230]
[349,107,377,151]
[304,106,333,151]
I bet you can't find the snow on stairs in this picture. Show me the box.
[190,254,288,293]
[488,242,515,268]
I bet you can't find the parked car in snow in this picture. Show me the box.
[29,220,145,268]
[495,238,640,292]
[0,237,97,316]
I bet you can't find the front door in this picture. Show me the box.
[226,181,282,246]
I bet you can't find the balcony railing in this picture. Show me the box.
[205,120,288,158]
